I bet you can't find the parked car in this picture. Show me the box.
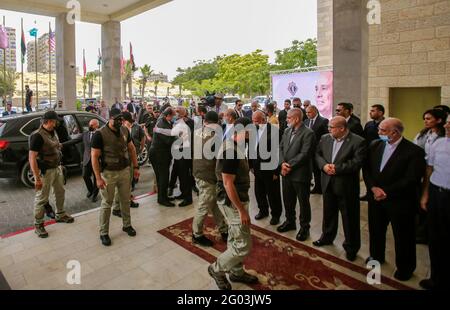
[0,111,107,187]
[37,100,57,111]
[223,96,240,109]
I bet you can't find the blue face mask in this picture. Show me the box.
[379,135,389,142]
[172,115,178,123]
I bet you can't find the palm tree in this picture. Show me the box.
[86,71,98,98]
[154,79,160,97]
[82,76,88,100]
[139,65,153,100]
[0,70,17,106]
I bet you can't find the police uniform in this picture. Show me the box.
[91,122,134,240]
[192,123,227,243]
[29,111,74,238]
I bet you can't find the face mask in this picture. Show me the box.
[113,118,123,130]
[89,126,95,132]
[172,115,178,123]
[379,135,389,142]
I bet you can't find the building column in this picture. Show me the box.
[332,0,369,122]
[55,13,77,110]
[101,21,121,107]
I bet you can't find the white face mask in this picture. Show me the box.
[379,135,389,142]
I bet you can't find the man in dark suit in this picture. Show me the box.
[278,99,291,136]
[278,108,316,241]
[82,119,100,202]
[2,102,16,117]
[292,97,308,121]
[336,102,364,137]
[149,107,176,207]
[363,118,425,281]
[314,116,366,261]
[244,100,259,120]
[305,105,329,194]
[250,110,282,225]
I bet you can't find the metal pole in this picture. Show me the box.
[35,30,38,109]
[48,22,51,108]
[21,18,24,111]
[3,16,6,82]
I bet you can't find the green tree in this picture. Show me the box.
[86,71,98,98]
[139,64,153,100]
[272,38,317,70]
[0,70,17,104]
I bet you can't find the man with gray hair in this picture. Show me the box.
[363,117,425,281]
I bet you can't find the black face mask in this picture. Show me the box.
[89,126,95,132]
[113,118,123,130]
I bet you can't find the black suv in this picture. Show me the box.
[0,111,106,187]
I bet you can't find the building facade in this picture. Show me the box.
[0,27,17,71]
[26,32,56,74]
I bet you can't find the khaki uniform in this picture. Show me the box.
[112,166,134,212]
[192,125,227,238]
[32,127,67,225]
[98,126,132,236]
[211,140,251,276]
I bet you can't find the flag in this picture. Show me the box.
[97,48,102,66]
[21,28,26,64]
[83,49,86,77]
[48,28,55,52]
[130,42,136,71]
[0,25,9,49]
[120,46,125,75]
[29,28,38,37]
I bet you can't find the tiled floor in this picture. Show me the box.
[0,178,429,290]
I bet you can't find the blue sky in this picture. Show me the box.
[0,0,317,79]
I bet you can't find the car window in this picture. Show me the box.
[76,114,106,132]
[63,114,80,136]
[21,118,41,136]
[0,120,6,136]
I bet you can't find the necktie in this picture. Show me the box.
[310,119,314,128]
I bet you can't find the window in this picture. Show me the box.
[63,114,80,137]
[76,114,106,133]
[20,118,41,136]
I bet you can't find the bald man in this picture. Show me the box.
[82,119,100,202]
[250,111,282,224]
[363,118,425,281]
[314,116,366,261]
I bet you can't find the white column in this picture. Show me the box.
[55,13,77,110]
[101,21,121,107]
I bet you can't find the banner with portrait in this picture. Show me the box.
[271,70,333,119]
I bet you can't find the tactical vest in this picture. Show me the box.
[36,127,62,169]
[216,140,250,202]
[193,125,220,184]
[99,125,130,171]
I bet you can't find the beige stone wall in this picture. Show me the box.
[317,0,450,116]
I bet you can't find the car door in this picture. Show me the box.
[61,114,82,167]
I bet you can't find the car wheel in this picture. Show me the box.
[20,161,35,188]
[137,147,148,167]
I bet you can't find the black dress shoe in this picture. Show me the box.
[296,229,310,241]
[130,201,139,208]
[91,195,98,203]
[254,212,269,220]
[394,270,413,281]
[179,200,193,207]
[159,200,175,207]
[86,191,93,198]
[100,235,111,246]
[270,217,280,225]
[277,222,296,233]
[122,226,137,237]
[365,256,385,265]
[312,239,333,247]
[359,194,368,201]
[112,209,122,217]
[346,252,357,262]
[192,186,199,194]
[419,279,434,290]
[192,235,213,247]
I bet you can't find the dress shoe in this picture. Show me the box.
[365,256,385,265]
[296,229,310,242]
[192,185,199,195]
[192,235,213,247]
[86,191,93,198]
[159,200,175,207]
[130,201,139,208]
[270,217,280,225]
[277,222,296,233]
[178,200,192,207]
[112,209,122,217]
[91,195,98,203]
[122,226,137,237]
[254,212,269,220]
[208,265,231,290]
[394,270,413,281]
[312,239,333,247]
[100,235,111,246]
[229,272,259,284]
[346,252,357,262]
[221,232,228,242]
[419,279,434,290]
[359,194,368,201]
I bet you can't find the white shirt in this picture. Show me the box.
[308,115,318,128]
[235,109,244,118]
[224,124,233,140]
[331,134,348,163]
[428,137,450,190]
[380,137,403,172]
[255,124,267,153]
[345,116,351,122]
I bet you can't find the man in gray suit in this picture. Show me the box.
[82,119,100,202]
[314,116,366,261]
[278,108,316,241]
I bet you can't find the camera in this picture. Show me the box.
[203,92,216,108]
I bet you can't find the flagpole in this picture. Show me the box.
[3,16,6,82]
[34,24,38,110]
[21,18,24,111]
[48,22,51,108]
[83,49,85,103]
[99,49,102,100]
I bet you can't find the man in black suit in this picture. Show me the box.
[278,108,316,241]
[336,102,364,137]
[81,119,100,202]
[292,97,308,121]
[278,99,291,136]
[148,107,176,207]
[363,118,425,281]
[250,110,282,225]
[314,116,366,261]
[305,105,329,194]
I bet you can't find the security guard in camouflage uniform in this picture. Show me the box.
[91,108,140,246]
[208,117,259,290]
[192,111,228,247]
[29,111,74,238]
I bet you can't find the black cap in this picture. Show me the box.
[234,117,252,128]
[122,111,133,123]
[205,111,219,123]
[42,110,59,121]
[110,108,123,119]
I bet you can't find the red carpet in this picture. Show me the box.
[158,217,414,290]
